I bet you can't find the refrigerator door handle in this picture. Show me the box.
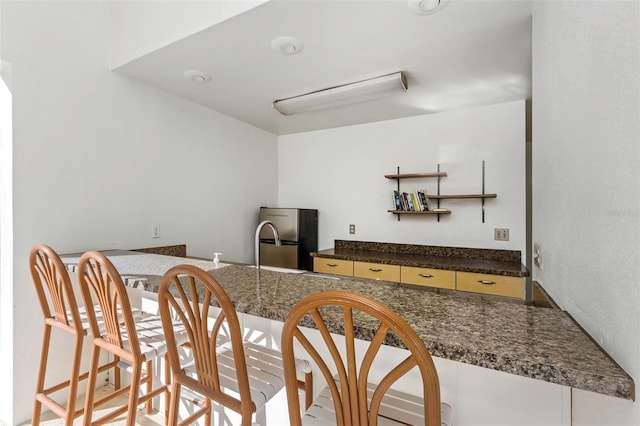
[260,239,299,246]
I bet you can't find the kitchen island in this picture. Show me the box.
[61,250,633,403]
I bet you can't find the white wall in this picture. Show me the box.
[278,101,526,255]
[0,61,14,426]
[532,1,640,424]
[0,1,277,423]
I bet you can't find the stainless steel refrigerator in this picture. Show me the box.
[258,207,318,270]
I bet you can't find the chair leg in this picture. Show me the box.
[32,325,52,426]
[63,333,84,425]
[167,381,181,426]
[145,359,153,415]
[204,399,211,426]
[164,353,170,420]
[126,362,143,426]
[82,344,102,426]
[114,355,121,390]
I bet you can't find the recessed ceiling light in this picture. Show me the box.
[408,0,449,15]
[271,36,304,55]
[183,70,211,83]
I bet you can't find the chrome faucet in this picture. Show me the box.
[255,220,281,269]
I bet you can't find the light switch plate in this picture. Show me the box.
[494,228,509,241]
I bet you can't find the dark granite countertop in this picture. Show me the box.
[312,240,529,277]
[61,250,633,400]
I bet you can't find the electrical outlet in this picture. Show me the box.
[151,225,160,238]
[349,224,356,234]
[533,243,542,269]
[494,228,509,241]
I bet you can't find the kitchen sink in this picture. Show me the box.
[246,265,306,274]
[246,265,341,279]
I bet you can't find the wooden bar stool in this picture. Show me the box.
[77,250,183,426]
[30,244,121,425]
[158,264,312,426]
[281,290,454,426]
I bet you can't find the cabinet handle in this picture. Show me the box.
[326,263,338,267]
[478,280,497,285]
[418,274,434,278]
[368,268,383,272]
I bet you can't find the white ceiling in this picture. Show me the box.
[114,0,532,135]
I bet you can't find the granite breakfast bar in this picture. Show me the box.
[61,250,634,424]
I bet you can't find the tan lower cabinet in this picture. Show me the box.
[354,261,400,282]
[313,257,353,277]
[456,272,523,299]
[314,256,524,300]
[400,266,455,289]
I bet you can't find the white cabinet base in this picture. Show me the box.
[572,388,638,426]
[241,312,571,426]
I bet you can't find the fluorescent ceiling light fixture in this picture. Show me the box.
[272,72,408,116]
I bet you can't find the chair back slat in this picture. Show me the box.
[357,322,390,422]
[343,307,360,426]
[292,328,346,424]
[76,250,172,424]
[30,244,82,332]
[77,251,140,357]
[369,356,417,424]
[281,290,442,426]
[158,265,255,420]
[165,273,221,390]
[308,307,352,425]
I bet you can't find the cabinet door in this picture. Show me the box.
[401,266,455,289]
[313,257,353,277]
[456,272,523,299]
[354,261,400,282]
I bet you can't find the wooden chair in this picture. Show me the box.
[77,250,179,426]
[281,290,453,426]
[30,244,122,425]
[158,264,312,426]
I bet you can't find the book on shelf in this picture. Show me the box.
[405,192,415,211]
[410,192,420,212]
[417,190,431,211]
[392,190,402,210]
[401,192,410,211]
[412,191,424,211]
[406,192,414,211]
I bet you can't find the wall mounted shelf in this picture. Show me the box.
[428,194,497,199]
[387,209,451,215]
[386,162,496,222]
[384,172,448,179]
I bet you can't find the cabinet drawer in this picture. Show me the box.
[456,272,523,299]
[400,266,455,289]
[354,261,400,282]
[313,257,353,277]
